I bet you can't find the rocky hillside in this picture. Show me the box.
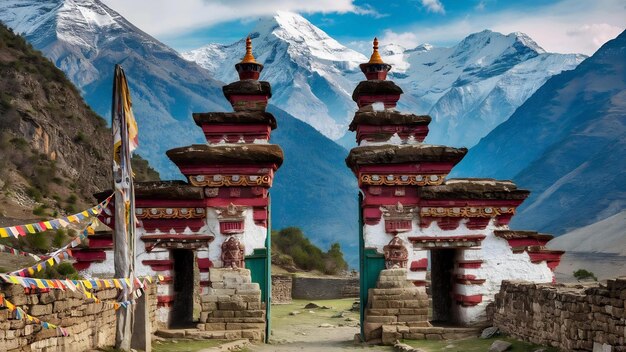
[0,23,111,222]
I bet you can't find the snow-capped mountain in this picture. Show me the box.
[389,30,586,147]
[184,13,585,148]
[183,11,367,140]
[0,0,229,177]
[0,0,360,264]
[454,29,626,236]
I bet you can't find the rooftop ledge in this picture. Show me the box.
[349,109,431,131]
[346,144,467,168]
[167,144,284,167]
[419,178,530,200]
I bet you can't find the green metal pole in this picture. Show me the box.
[265,195,271,343]
[358,193,365,340]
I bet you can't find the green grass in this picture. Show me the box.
[152,339,226,352]
[403,336,558,352]
[271,298,359,332]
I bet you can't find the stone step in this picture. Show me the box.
[156,328,265,341]
[405,326,482,340]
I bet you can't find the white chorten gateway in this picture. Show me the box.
[346,38,564,331]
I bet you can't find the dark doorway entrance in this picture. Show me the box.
[170,249,195,328]
[430,249,456,323]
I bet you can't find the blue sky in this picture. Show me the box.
[102,0,625,55]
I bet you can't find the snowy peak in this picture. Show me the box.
[253,11,366,65]
[0,0,160,51]
[448,30,545,72]
[184,11,368,139]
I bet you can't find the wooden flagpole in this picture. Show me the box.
[112,64,135,350]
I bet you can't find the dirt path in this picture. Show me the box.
[250,325,390,352]
[247,299,392,352]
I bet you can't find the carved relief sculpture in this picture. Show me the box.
[221,236,245,268]
[383,236,409,269]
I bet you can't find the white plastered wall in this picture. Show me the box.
[363,213,556,325]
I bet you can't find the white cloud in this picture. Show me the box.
[100,0,380,36]
[421,0,445,14]
[566,23,624,49]
[380,29,420,49]
[403,0,625,55]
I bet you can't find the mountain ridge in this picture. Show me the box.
[184,13,585,149]
[454,29,626,236]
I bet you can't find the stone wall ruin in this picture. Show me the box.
[493,279,626,351]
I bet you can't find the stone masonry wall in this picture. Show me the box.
[493,279,626,351]
[0,283,157,352]
[291,277,359,300]
[271,275,292,304]
[197,268,265,342]
[363,268,431,345]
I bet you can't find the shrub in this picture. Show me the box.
[32,205,47,216]
[25,231,50,253]
[573,269,597,281]
[52,229,67,248]
[26,187,43,202]
[66,194,77,204]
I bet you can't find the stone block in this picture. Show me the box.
[204,322,227,331]
[226,322,266,330]
[398,315,428,323]
[218,301,247,311]
[387,300,405,308]
[207,288,236,296]
[381,324,402,345]
[242,329,263,341]
[366,316,397,324]
[213,310,235,318]
[371,300,388,309]
[30,304,52,316]
[363,322,383,340]
[247,302,262,310]
[234,310,265,318]
[403,332,426,339]
[224,330,243,339]
[367,308,399,316]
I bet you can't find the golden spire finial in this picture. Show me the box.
[241,36,257,64]
[368,37,384,64]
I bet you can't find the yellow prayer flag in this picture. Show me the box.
[25,224,35,233]
[0,228,8,238]
[43,221,52,230]
[83,281,93,289]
